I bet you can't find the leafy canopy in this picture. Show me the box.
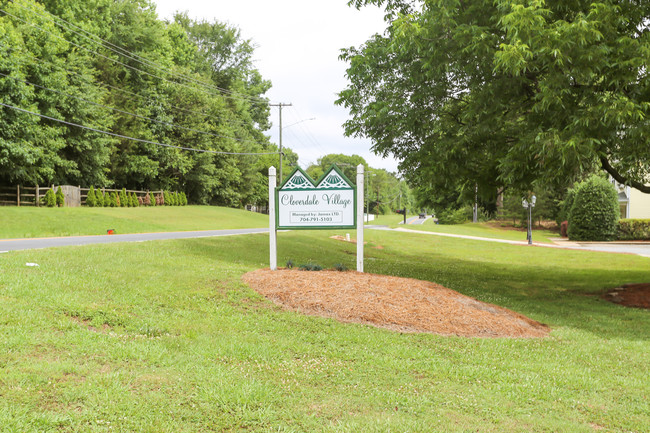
[338,0,650,202]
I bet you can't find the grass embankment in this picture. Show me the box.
[0,206,267,238]
[1,229,648,432]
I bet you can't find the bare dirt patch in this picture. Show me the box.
[242,269,549,338]
[603,283,650,309]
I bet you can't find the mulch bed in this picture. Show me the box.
[602,283,650,309]
[242,269,550,338]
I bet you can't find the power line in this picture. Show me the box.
[10,0,269,105]
[0,70,271,147]
[0,101,279,156]
[1,46,265,132]
[0,6,267,107]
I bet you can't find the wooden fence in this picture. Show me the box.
[0,185,163,207]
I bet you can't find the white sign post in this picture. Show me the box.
[269,167,277,271]
[268,164,364,272]
[356,164,364,272]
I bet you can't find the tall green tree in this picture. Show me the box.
[0,0,282,208]
[339,0,650,207]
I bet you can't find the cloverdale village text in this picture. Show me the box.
[280,193,352,208]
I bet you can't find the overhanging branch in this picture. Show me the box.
[600,156,650,194]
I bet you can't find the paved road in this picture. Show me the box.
[0,228,269,252]
[403,215,430,225]
[3,226,648,258]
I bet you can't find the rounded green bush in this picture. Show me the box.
[568,175,620,241]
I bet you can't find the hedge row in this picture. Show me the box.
[85,187,187,207]
[618,219,650,241]
[42,187,65,207]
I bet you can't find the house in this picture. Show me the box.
[614,181,650,219]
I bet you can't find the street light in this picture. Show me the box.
[522,195,537,245]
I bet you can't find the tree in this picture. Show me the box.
[0,0,281,208]
[339,0,650,207]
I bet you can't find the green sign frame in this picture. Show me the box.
[275,165,357,230]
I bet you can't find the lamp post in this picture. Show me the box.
[522,195,537,245]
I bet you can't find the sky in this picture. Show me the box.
[150,0,400,173]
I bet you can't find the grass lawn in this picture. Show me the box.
[0,229,648,432]
[0,206,268,238]
[365,214,405,226]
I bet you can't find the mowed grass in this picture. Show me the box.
[0,206,268,238]
[0,229,649,432]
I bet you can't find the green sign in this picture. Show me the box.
[276,165,356,230]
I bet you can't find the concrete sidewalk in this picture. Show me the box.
[393,227,650,258]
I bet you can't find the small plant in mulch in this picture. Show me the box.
[286,259,294,269]
[334,263,347,272]
[299,263,323,271]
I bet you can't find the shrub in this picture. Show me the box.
[180,192,188,206]
[156,193,164,206]
[111,191,119,207]
[86,186,96,207]
[56,186,65,207]
[119,188,128,207]
[560,220,568,237]
[286,259,294,269]
[174,192,180,206]
[148,192,155,206]
[618,219,650,240]
[557,187,577,227]
[131,192,139,207]
[163,191,171,206]
[299,263,322,271]
[95,188,105,207]
[437,206,471,224]
[44,189,56,207]
[568,175,620,241]
[334,263,347,272]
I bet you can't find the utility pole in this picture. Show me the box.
[270,102,292,182]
